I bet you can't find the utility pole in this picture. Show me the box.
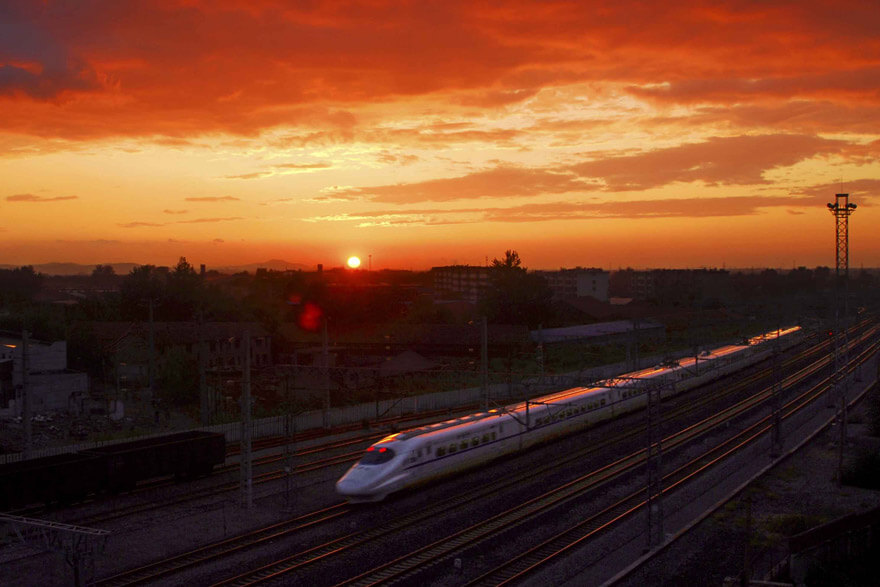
[827,193,856,484]
[22,328,32,459]
[769,332,783,458]
[284,366,298,512]
[240,331,253,509]
[645,377,665,551]
[198,311,209,425]
[481,316,489,411]
[322,319,331,429]
[148,297,155,397]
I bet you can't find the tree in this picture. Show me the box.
[165,257,203,320]
[156,346,199,406]
[0,266,43,305]
[120,265,164,320]
[481,250,553,327]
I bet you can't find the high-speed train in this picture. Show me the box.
[336,326,801,502]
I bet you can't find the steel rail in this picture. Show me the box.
[468,338,877,586]
[333,332,872,587]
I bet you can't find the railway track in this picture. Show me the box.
[118,331,850,586]
[86,327,868,586]
[343,339,876,587]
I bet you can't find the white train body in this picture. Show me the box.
[336,327,801,502]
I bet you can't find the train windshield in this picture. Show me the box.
[359,445,396,465]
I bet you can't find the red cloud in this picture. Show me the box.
[0,1,876,140]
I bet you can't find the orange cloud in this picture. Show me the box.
[119,221,163,228]
[323,134,850,204]
[176,217,244,224]
[185,196,240,202]
[308,193,818,226]
[6,193,78,202]
[569,134,848,190]
[327,167,594,203]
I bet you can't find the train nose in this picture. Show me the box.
[336,476,356,495]
[336,467,367,496]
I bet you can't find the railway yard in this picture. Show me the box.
[1,325,879,586]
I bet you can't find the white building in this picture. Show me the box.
[0,334,88,415]
[534,268,610,302]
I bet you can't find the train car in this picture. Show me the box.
[0,431,226,509]
[0,452,105,510]
[336,327,802,502]
[81,430,226,492]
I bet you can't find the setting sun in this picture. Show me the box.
[347,256,361,269]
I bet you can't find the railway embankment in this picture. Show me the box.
[597,358,880,586]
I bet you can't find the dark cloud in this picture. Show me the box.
[0,8,102,100]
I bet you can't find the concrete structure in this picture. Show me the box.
[629,269,730,304]
[535,268,610,301]
[431,265,490,302]
[0,334,89,415]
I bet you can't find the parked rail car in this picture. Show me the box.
[0,431,226,511]
[336,327,802,502]
[0,452,105,511]
[81,430,226,492]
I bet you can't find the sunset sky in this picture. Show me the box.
[1,0,878,271]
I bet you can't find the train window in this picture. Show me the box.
[437,447,446,457]
[491,432,497,440]
[360,445,396,465]
[471,438,479,447]
[460,441,468,450]
[601,399,606,406]
[482,433,490,443]
[449,444,457,453]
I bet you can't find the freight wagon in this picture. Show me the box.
[0,430,226,511]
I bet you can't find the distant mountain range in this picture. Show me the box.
[0,259,314,276]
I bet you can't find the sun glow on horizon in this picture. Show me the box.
[347,256,361,269]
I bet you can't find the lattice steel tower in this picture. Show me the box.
[827,194,856,276]
[827,193,855,483]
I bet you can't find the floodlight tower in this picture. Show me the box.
[827,193,855,483]
[827,194,857,279]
